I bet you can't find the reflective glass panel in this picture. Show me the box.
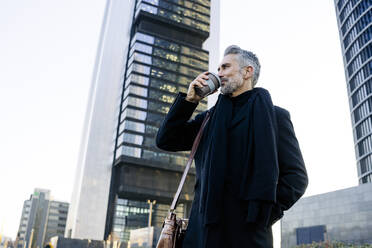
[145,125,159,135]
[135,32,155,45]
[153,48,179,62]
[157,1,209,23]
[179,87,187,94]
[143,137,155,146]
[132,52,152,65]
[143,149,169,163]
[150,79,178,93]
[147,112,165,125]
[119,120,145,134]
[149,90,176,103]
[154,38,180,52]
[142,0,159,6]
[118,133,144,146]
[178,76,191,86]
[151,68,177,82]
[116,146,142,159]
[153,58,179,71]
[124,85,148,98]
[180,55,208,69]
[181,46,208,61]
[141,149,187,167]
[127,63,151,76]
[179,65,203,77]
[148,101,170,113]
[131,42,153,55]
[122,96,148,111]
[184,1,210,15]
[112,198,185,243]
[122,108,147,121]
[195,0,210,7]
[128,73,150,86]
[138,3,158,14]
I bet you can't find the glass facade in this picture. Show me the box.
[135,0,210,32]
[112,198,184,242]
[107,0,211,244]
[335,0,372,184]
[115,30,208,168]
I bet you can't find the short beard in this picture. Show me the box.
[220,75,244,95]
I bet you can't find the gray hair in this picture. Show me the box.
[224,45,261,86]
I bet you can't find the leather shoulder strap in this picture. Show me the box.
[170,111,210,211]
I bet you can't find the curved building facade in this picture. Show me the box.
[334,0,372,184]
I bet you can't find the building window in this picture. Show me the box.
[147,101,170,114]
[145,124,159,136]
[147,112,166,126]
[296,225,326,245]
[133,32,155,45]
[122,96,148,111]
[120,120,146,134]
[48,215,59,221]
[148,90,175,103]
[127,63,151,77]
[121,108,147,122]
[124,85,148,99]
[130,42,153,55]
[127,73,150,87]
[117,133,144,146]
[116,146,142,159]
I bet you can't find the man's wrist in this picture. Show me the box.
[185,96,199,104]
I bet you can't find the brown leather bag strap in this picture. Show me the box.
[170,111,211,211]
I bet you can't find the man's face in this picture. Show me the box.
[217,54,244,95]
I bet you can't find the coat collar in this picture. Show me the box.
[229,89,258,128]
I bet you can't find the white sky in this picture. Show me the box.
[0,0,357,246]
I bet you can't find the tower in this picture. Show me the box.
[334,0,372,184]
[66,0,220,244]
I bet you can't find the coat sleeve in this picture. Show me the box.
[270,107,308,224]
[156,92,207,152]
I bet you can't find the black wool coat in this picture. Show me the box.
[156,91,308,248]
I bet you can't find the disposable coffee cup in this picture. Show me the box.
[194,72,221,98]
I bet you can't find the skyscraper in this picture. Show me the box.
[334,0,372,184]
[15,189,69,248]
[66,0,219,244]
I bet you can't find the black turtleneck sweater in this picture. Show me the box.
[231,89,255,118]
[225,89,255,192]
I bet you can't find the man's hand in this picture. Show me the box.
[185,72,209,103]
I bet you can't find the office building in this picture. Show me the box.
[334,0,372,183]
[15,189,69,248]
[0,236,13,248]
[281,183,372,246]
[66,0,220,245]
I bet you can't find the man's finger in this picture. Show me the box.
[200,75,209,80]
[196,78,208,86]
[194,81,204,88]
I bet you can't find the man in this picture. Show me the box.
[156,45,308,248]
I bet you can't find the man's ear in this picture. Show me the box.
[243,66,254,80]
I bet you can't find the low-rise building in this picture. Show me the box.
[281,183,372,247]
